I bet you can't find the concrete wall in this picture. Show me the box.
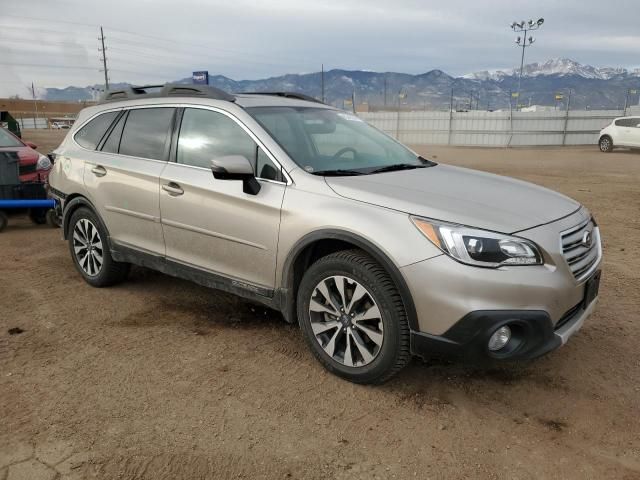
[359,109,634,146]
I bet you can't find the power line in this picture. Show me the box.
[2,13,313,67]
[0,61,152,77]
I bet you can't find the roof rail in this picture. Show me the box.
[99,83,235,104]
[240,92,324,104]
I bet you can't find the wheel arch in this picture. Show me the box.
[280,229,419,331]
[62,194,105,240]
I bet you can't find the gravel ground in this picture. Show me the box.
[1,131,639,479]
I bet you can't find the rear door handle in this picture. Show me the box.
[162,182,184,196]
[91,165,107,177]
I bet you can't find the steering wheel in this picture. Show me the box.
[330,147,358,161]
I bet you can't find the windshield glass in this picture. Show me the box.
[0,128,24,148]
[247,107,429,175]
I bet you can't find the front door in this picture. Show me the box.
[159,107,287,290]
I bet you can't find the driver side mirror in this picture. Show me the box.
[210,155,261,195]
[25,141,38,149]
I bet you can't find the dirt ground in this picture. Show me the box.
[1,130,639,479]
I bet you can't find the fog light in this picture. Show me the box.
[488,326,511,351]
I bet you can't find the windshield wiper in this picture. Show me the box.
[368,164,428,174]
[312,169,366,176]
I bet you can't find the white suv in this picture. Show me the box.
[599,116,640,152]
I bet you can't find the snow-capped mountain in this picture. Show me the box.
[465,58,640,81]
[44,58,640,110]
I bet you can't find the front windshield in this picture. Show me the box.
[247,107,431,175]
[0,128,24,148]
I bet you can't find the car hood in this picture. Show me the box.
[325,164,580,233]
[0,146,38,164]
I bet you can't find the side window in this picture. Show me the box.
[256,147,283,181]
[74,111,119,150]
[100,112,127,153]
[119,108,175,160]
[177,108,283,181]
[633,118,640,128]
[616,118,638,127]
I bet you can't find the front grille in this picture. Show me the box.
[561,219,600,280]
[19,163,37,175]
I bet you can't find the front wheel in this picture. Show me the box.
[599,136,613,153]
[297,250,410,384]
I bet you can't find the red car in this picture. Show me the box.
[0,126,52,183]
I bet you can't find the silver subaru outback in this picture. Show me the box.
[48,84,602,384]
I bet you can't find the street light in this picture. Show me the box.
[511,17,544,110]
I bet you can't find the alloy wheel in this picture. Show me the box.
[308,275,384,367]
[72,218,103,276]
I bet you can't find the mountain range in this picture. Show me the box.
[43,58,640,110]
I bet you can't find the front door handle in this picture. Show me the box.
[162,182,184,196]
[91,165,107,177]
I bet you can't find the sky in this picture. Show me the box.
[1,0,639,97]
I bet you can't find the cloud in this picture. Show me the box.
[1,0,639,96]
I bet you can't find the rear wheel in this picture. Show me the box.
[599,136,613,153]
[68,207,130,287]
[297,250,410,384]
[29,208,47,225]
[0,211,7,232]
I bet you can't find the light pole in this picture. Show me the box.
[511,18,544,110]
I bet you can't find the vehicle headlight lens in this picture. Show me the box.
[36,154,52,170]
[411,217,542,267]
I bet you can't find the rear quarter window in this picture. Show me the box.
[74,111,119,150]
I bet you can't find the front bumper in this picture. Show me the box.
[410,295,598,361]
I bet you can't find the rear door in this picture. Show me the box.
[83,107,176,255]
[628,118,640,147]
[614,118,636,146]
[159,107,287,290]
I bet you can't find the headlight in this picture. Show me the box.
[36,154,52,170]
[411,217,542,267]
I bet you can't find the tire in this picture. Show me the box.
[46,209,62,228]
[599,136,613,153]
[0,211,7,232]
[68,207,130,287]
[29,208,47,225]
[297,249,410,384]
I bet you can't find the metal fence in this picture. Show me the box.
[359,106,640,146]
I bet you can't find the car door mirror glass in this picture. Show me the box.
[211,155,261,195]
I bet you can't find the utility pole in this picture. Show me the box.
[321,64,325,103]
[30,82,39,128]
[99,26,109,90]
[510,18,544,110]
[383,76,387,107]
[562,89,572,146]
